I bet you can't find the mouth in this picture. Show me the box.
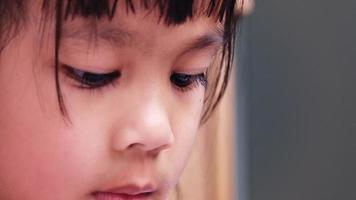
[93,184,156,200]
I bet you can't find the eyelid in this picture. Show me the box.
[60,62,118,74]
[61,64,119,78]
[61,64,120,89]
[170,72,208,93]
[173,66,209,75]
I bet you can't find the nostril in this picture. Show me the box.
[126,142,171,155]
[110,110,174,153]
[147,144,171,156]
[127,143,142,149]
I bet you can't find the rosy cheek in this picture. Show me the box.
[0,71,95,199]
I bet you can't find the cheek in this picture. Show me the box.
[164,89,205,184]
[0,76,99,199]
[160,118,200,191]
[0,36,96,199]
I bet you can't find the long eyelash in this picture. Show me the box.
[174,73,208,93]
[61,64,120,92]
[198,73,208,88]
[82,81,118,96]
[76,78,118,92]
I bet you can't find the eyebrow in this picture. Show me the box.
[180,27,224,55]
[62,26,135,46]
[62,25,224,54]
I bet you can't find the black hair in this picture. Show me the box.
[0,0,242,123]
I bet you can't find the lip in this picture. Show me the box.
[93,184,156,200]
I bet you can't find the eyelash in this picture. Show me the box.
[62,65,120,90]
[62,65,207,92]
[170,72,208,92]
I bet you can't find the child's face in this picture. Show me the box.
[0,2,222,200]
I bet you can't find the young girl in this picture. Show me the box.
[0,0,244,199]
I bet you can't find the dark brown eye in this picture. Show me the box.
[63,65,120,89]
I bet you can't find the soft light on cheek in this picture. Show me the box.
[172,87,204,143]
[169,93,205,134]
[174,84,206,102]
[167,113,201,187]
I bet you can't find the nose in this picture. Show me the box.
[111,97,174,154]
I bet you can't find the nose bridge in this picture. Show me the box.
[111,82,174,153]
[139,95,174,150]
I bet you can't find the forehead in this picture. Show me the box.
[61,10,222,43]
[60,1,224,55]
[30,0,229,50]
[61,0,223,35]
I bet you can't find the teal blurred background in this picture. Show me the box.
[235,0,356,200]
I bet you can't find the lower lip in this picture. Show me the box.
[93,192,152,200]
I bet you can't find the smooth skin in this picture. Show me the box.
[0,1,223,200]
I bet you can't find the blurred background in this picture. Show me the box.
[236,0,356,200]
[175,0,356,199]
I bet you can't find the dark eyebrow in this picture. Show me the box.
[62,25,223,53]
[62,25,136,47]
[180,26,224,55]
